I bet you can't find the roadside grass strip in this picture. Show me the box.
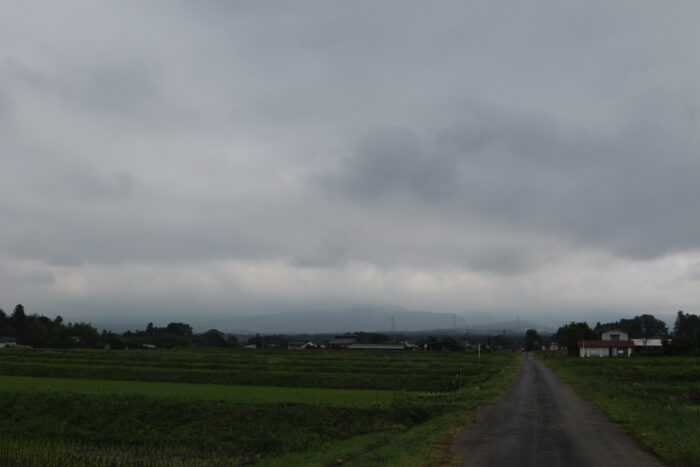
[541,354,700,467]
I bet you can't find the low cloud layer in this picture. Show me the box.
[2,1,700,327]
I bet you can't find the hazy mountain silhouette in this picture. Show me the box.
[222,307,556,334]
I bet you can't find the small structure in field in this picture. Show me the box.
[631,338,665,348]
[0,337,17,349]
[346,343,405,350]
[578,329,633,358]
[287,341,317,350]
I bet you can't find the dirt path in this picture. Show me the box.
[453,353,664,466]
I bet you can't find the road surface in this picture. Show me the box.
[453,353,664,466]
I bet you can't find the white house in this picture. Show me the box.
[579,329,634,358]
[601,329,629,341]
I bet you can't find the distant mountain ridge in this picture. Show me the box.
[219,307,556,334]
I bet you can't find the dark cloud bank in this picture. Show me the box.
[1,1,700,329]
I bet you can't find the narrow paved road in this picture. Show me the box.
[453,353,664,466]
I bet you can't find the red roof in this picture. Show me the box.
[578,340,634,348]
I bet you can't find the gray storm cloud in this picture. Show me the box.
[1,0,700,324]
[325,105,700,261]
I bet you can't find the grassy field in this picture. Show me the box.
[541,353,700,467]
[0,348,520,465]
[0,375,398,406]
[0,348,489,391]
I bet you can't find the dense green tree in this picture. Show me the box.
[11,304,26,323]
[556,322,598,356]
[247,333,263,348]
[524,329,542,352]
[23,316,49,347]
[674,311,700,338]
[199,329,227,347]
[165,322,193,337]
[617,314,668,339]
[0,307,11,336]
[67,322,101,349]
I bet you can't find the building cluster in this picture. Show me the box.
[578,329,665,358]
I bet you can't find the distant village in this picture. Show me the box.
[1,304,699,357]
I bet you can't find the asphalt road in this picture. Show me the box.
[453,353,664,467]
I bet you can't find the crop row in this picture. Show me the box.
[0,352,520,465]
[0,348,474,368]
[0,375,400,406]
[0,437,238,467]
[0,386,453,464]
[0,360,470,391]
[0,355,486,377]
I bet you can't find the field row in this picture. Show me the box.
[0,348,490,391]
[0,375,399,406]
[0,348,475,369]
[0,350,521,465]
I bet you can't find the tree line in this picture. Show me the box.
[0,304,238,349]
[555,311,700,356]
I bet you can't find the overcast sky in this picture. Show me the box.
[2,1,700,327]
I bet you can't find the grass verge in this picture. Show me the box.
[540,353,700,467]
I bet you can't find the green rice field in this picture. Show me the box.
[0,348,520,465]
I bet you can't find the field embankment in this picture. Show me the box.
[540,353,700,467]
[0,348,519,465]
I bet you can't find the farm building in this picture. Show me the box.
[0,337,17,348]
[328,335,359,349]
[578,329,634,358]
[287,341,317,350]
[346,343,406,350]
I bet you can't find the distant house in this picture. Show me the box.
[549,342,560,351]
[601,329,628,341]
[346,343,406,350]
[142,344,157,350]
[287,341,317,350]
[328,335,359,349]
[0,337,17,349]
[579,329,633,358]
[403,341,420,351]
